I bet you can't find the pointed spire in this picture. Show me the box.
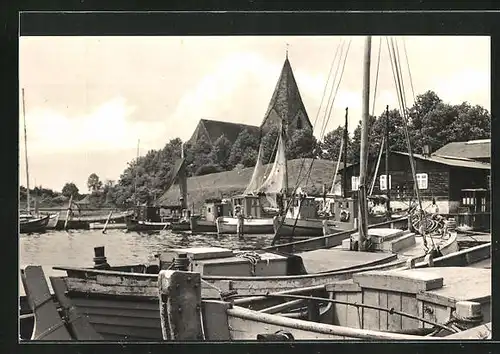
[285,43,289,59]
[260,55,312,134]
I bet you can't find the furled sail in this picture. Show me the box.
[244,144,266,195]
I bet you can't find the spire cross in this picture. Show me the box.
[286,43,289,58]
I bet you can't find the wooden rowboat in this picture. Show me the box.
[20,215,50,234]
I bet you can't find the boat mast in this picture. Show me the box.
[342,107,348,198]
[358,36,372,250]
[282,114,289,197]
[22,88,30,214]
[385,105,391,218]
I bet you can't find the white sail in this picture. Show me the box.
[244,144,266,195]
[257,131,287,196]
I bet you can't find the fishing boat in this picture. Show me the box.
[189,198,232,233]
[216,119,288,236]
[20,214,51,234]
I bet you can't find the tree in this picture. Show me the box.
[287,127,318,160]
[87,173,102,192]
[240,148,258,167]
[210,135,232,169]
[228,129,260,167]
[260,127,280,164]
[61,182,79,198]
[195,163,223,176]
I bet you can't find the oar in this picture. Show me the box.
[102,210,113,234]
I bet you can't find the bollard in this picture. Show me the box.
[93,246,110,269]
[158,270,203,340]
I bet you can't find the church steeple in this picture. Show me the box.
[260,54,312,134]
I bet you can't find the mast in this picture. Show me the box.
[22,88,30,214]
[385,105,391,218]
[358,36,372,250]
[179,143,188,210]
[342,107,348,198]
[282,115,289,197]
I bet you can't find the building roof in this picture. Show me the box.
[187,118,260,146]
[392,151,490,170]
[340,150,491,171]
[261,57,313,132]
[432,139,491,160]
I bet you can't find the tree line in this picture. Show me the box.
[20,90,490,209]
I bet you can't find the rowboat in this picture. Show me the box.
[216,215,275,235]
[20,214,50,234]
[89,222,127,230]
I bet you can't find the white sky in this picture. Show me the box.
[19,36,490,192]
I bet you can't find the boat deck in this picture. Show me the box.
[299,249,396,274]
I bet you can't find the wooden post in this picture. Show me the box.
[63,194,73,230]
[385,105,391,219]
[158,270,203,340]
[93,246,110,269]
[102,210,113,234]
[343,107,348,198]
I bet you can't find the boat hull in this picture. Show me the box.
[126,219,170,232]
[89,223,127,230]
[20,215,50,234]
[170,221,191,232]
[190,218,217,233]
[275,217,343,238]
[216,217,274,235]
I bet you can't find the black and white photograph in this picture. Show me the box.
[18,30,491,341]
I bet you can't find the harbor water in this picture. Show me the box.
[19,229,271,295]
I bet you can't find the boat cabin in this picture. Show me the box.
[456,188,490,231]
[133,205,161,222]
[159,205,183,221]
[286,195,319,220]
[231,194,265,218]
[202,198,232,222]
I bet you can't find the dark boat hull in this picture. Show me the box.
[170,221,191,232]
[20,215,50,234]
[54,213,132,230]
[190,218,217,233]
[126,219,170,232]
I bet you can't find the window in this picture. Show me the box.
[487,175,491,189]
[351,176,360,191]
[379,174,392,191]
[297,118,302,129]
[207,207,211,213]
[416,173,428,190]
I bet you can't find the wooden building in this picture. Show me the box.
[339,151,491,220]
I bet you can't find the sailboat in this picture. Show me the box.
[216,119,288,235]
[19,88,51,234]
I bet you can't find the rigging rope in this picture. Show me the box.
[371,36,382,116]
[402,38,416,104]
[386,36,435,250]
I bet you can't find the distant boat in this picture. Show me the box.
[20,215,50,234]
[216,120,287,235]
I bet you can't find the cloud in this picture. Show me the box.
[20,96,167,155]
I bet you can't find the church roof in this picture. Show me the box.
[260,57,313,131]
[187,118,260,146]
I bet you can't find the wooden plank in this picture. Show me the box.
[333,293,348,326]
[445,322,491,339]
[353,269,443,294]
[21,266,72,340]
[86,314,160,329]
[362,289,380,330]
[49,277,103,340]
[346,292,363,329]
[65,278,158,298]
[387,292,402,332]
[92,323,162,340]
[379,291,388,331]
[202,300,232,340]
[71,297,159,312]
[158,270,203,340]
[401,294,419,330]
[325,281,362,293]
